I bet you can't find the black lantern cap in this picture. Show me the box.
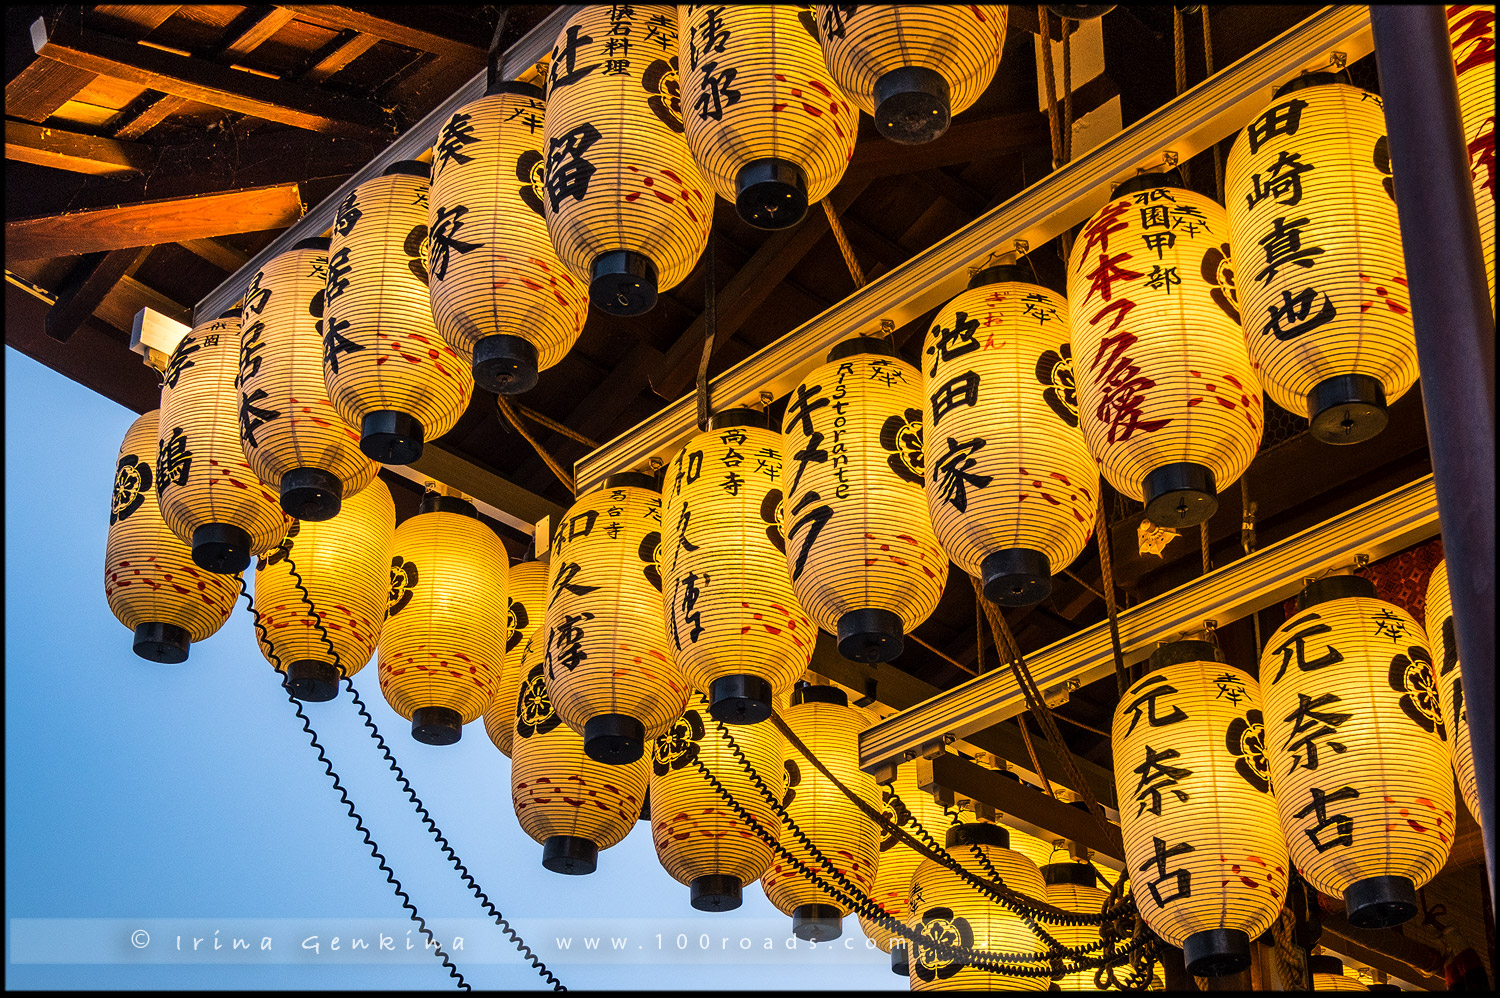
[418,492,478,517]
[360,410,425,465]
[792,683,848,707]
[292,237,330,252]
[218,306,243,319]
[1144,639,1226,675]
[709,673,774,725]
[1297,574,1377,610]
[791,904,842,941]
[706,407,768,431]
[473,334,540,395]
[967,263,1031,289]
[411,705,462,745]
[1344,874,1418,929]
[1143,461,1218,528]
[280,467,343,521]
[192,522,253,575]
[690,874,743,911]
[837,608,904,663]
[1111,169,1186,198]
[1308,955,1346,976]
[827,336,896,362]
[132,622,190,664]
[946,822,1009,850]
[542,834,598,875]
[486,80,544,99]
[285,660,341,702]
[874,65,951,145]
[1308,374,1389,445]
[1041,861,1098,887]
[736,157,809,230]
[981,547,1052,606]
[890,943,910,976]
[383,160,431,179]
[1274,71,1343,97]
[600,471,660,493]
[583,713,645,765]
[590,250,658,316]
[1183,927,1251,977]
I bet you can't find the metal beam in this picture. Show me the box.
[859,475,1441,774]
[574,5,1375,493]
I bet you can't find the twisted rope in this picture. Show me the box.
[1202,6,1225,200]
[1095,491,1131,695]
[821,199,866,289]
[498,396,574,494]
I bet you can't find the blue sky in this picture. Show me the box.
[4,346,906,991]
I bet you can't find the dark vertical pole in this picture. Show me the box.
[1371,6,1496,904]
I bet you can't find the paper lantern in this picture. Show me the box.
[1310,955,1369,991]
[857,762,951,972]
[923,266,1098,606]
[377,493,507,745]
[1068,175,1263,528]
[662,410,814,722]
[1261,576,1454,929]
[541,5,712,316]
[650,689,783,909]
[760,685,881,941]
[156,309,292,573]
[252,479,395,701]
[907,823,1047,991]
[543,473,688,764]
[1043,862,1110,991]
[427,82,590,394]
[677,4,857,229]
[105,410,237,662]
[1448,6,1496,307]
[323,161,473,465]
[1426,559,1479,828]
[1111,642,1290,977]
[814,5,1006,144]
[779,338,947,662]
[511,635,650,874]
[484,558,550,759]
[1226,78,1418,444]
[238,236,378,521]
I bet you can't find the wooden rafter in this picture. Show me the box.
[179,238,251,272]
[300,31,382,83]
[5,121,154,175]
[4,59,98,124]
[280,5,486,62]
[219,7,298,60]
[43,246,151,342]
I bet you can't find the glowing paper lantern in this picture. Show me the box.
[662,410,814,722]
[377,493,507,744]
[252,479,395,701]
[511,636,650,873]
[427,82,589,394]
[678,4,857,229]
[543,473,688,764]
[1111,642,1289,976]
[105,410,237,662]
[1068,175,1263,528]
[1448,6,1496,306]
[760,685,881,941]
[1226,78,1417,444]
[1261,576,1453,928]
[1310,955,1369,991]
[542,5,712,316]
[780,338,947,662]
[923,266,1097,606]
[650,689,782,909]
[907,823,1047,991]
[484,558,550,759]
[858,762,951,972]
[815,5,1006,144]
[1426,559,1479,828]
[323,161,473,465]
[238,237,378,521]
[1043,862,1111,991]
[157,309,292,573]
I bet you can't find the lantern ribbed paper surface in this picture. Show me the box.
[677,5,857,229]
[780,341,947,663]
[105,410,237,663]
[1449,6,1496,307]
[485,558,550,759]
[1002,821,1060,871]
[1226,81,1417,445]
[923,270,1098,606]
[908,824,1047,991]
[157,311,291,573]
[760,689,881,940]
[1261,577,1453,929]
[511,637,650,875]
[650,689,783,910]
[253,479,394,701]
[377,502,507,745]
[239,240,378,522]
[544,478,688,765]
[856,762,951,954]
[542,5,712,316]
[1067,180,1263,529]
[324,163,473,466]
[1425,559,1479,828]
[1310,956,1369,991]
[428,85,589,394]
[663,416,814,722]
[814,5,1005,144]
[1042,863,1110,991]
[1111,647,1289,977]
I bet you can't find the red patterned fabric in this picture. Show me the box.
[1278,536,1446,627]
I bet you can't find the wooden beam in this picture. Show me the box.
[281,6,486,62]
[30,15,395,139]
[1319,909,1447,989]
[300,31,381,83]
[44,247,149,342]
[179,238,251,272]
[220,7,297,60]
[95,275,191,331]
[7,183,304,262]
[408,442,564,528]
[109,94,187,141]
[5,121,154,175]
[4,58,97,124]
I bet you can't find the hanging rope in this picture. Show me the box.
[1013,711,1059,801]
[512,404,599,449]
[498,397,574,494]
[1199,523,1212,575]
[821,199,866,288]
[1240,478,1264,657]
[486,6,511,89]
[1038,7,1064,170]
[1171,6,1191,189]
[1095,491,1131,695]
[1061,16,1075,163]
[1201,6,1225,200]
[696,232,717,432]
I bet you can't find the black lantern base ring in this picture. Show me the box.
[410,705,462,745]
[791,904,843,942]
[1142,461,1219,528]
[280,466,343,521]
[735,157,809,230]
[285,659,341,702]
[542,834,599,876]
[192,522,253,575]
[359,410,425,466]
[890,943,910,976]
[583,712,646,765]
[1345,874,1418,928]
[1183,927,1251,977]
[873,65,951,145]
[1308,373,1389,445]
[981,547,1053,606]
[689,874,743,911]
[133,621,190,664]
[708,673,774,725]
[837,608,904,663]
[472,333,540,396]
[590,250,658,316]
